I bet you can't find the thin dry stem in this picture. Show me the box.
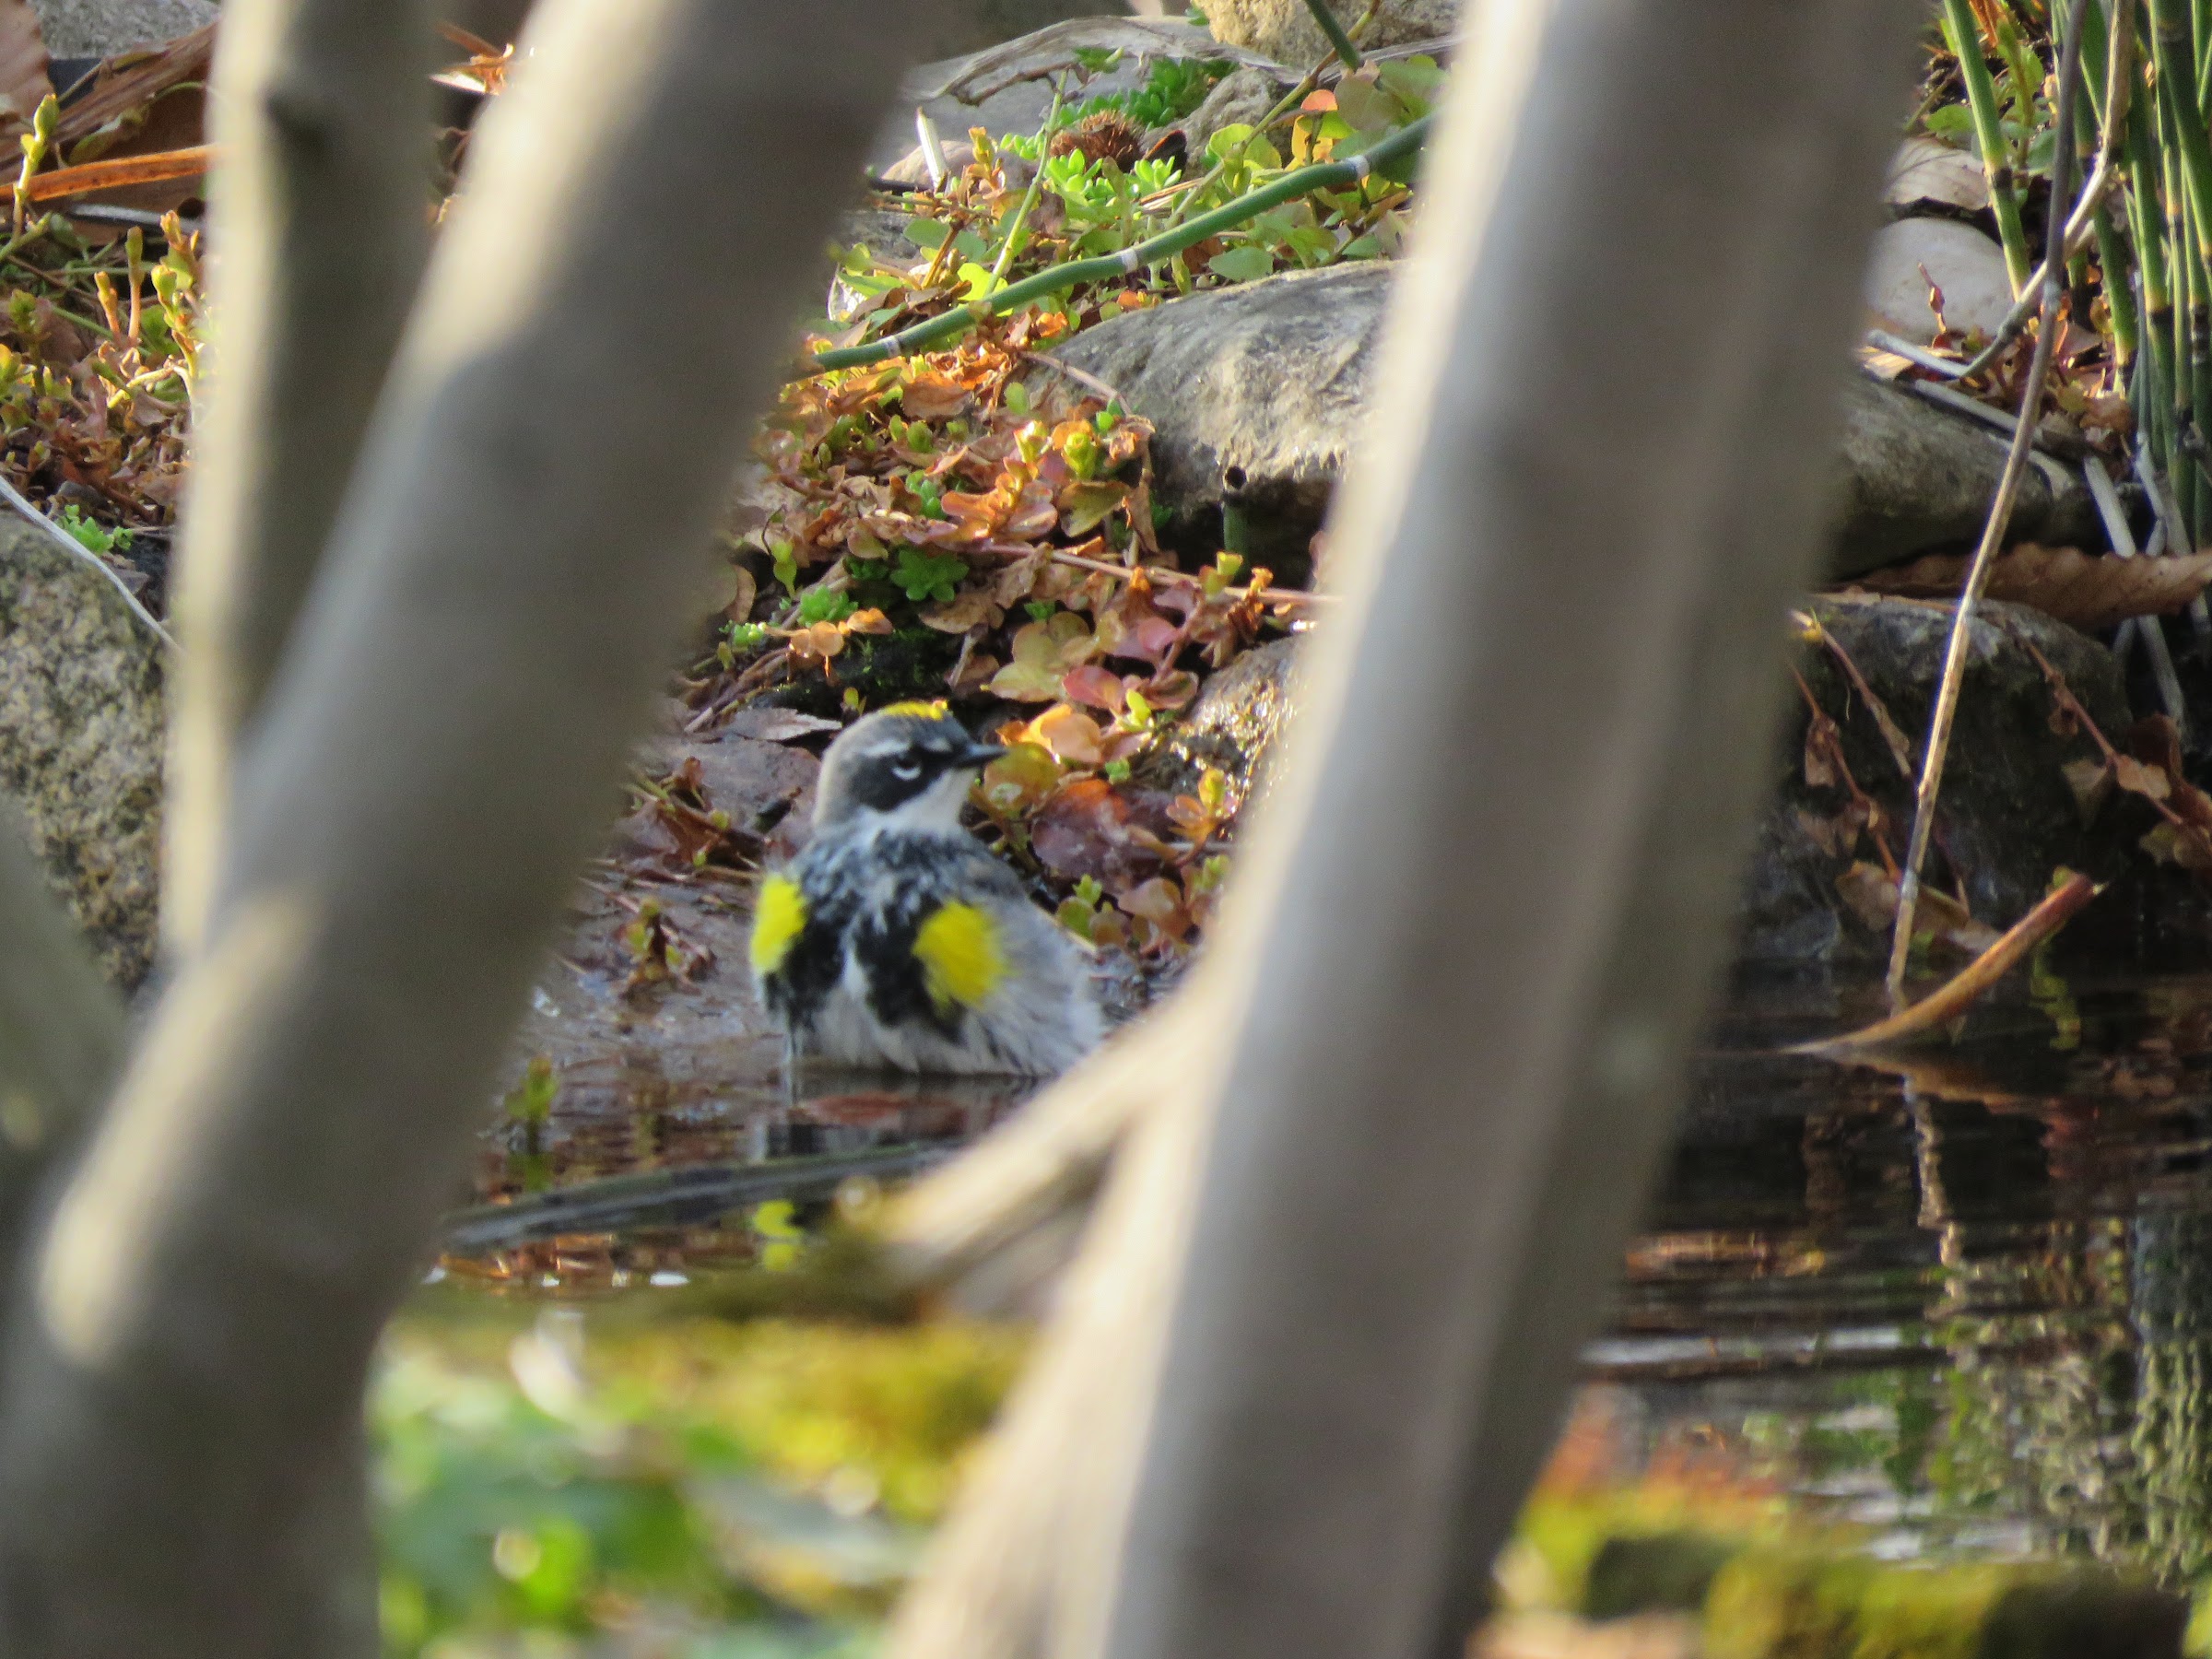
[1888,0,2086,1002]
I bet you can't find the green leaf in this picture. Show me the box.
[892,547,968,604]
[903,217,951,250]
[1206,123,1257,164]
[1206,245,1277,283]
[798,588,856,625]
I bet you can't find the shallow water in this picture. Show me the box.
[440,961,2212,1590]
[1585,966,2212,1586]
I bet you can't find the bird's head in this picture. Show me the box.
[813,705,1005,832]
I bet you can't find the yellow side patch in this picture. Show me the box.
[913,900,1006,1012]
[750,874,807,977]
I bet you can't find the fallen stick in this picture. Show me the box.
[23,144,213,205]
[1794,869,2099,1053]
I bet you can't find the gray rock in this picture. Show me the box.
[909,0,1140,64]
[1863,217,2014,344]
[1050,261,2100,580]
[1051,261,1388,574]
[1736,594,2127,964]
[32,0,212,56]
[1830,374,2099,576]
[1134,634,1299,811]
[0,520,164,987]
[1182,64,1289,155]
[870,29,1168,172]
[1202,0,1455,62]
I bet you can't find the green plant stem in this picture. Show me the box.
[985,84,1064,294]
[1300,0,1364,70]
[1942,0,2036,289]
[2197,0,2212,111]
[2149,0,2212,253]
[811,116,1431,373]
[2098,204,2141,362]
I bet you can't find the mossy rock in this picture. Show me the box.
[1702,1548,2183,1659]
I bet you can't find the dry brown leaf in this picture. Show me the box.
[1833,860,1998,954]
[1850,543,2212,629]
[918,587,1002,632]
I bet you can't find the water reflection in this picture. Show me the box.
[453,1060,1034,1294]
[451,960,2212,1587]
[1590,969,2212,1586]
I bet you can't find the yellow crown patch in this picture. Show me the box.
[913,900,1006,1012]
[877,699,951,720]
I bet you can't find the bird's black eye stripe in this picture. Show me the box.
[890,759,924,780]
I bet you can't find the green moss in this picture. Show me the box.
[371,1312,1024,1653]
[756,628,964,718]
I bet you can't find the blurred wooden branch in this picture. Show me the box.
[165,0,434,954]
[0,1,940,1652]
[888,0,1921,1653]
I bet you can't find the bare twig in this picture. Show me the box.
[1896,371,2082,459]
[1888,0,2087,1004]
[1048,546,1333,605]
[1865,327,1972,378]
[1026,348,1126,406]
[0,473,173,649]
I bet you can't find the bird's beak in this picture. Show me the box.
[963,741,1007,767]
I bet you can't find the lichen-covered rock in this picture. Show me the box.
[1736,594,2128,964]
[0,519,164,986]
[1182,64,1290,155]
[31,0,212,55]
[1052,262,2099,582]
[1203,0,1455,64]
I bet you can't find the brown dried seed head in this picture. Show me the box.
[1048,111,1146,171]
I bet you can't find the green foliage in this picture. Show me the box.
[891,547,965,604]
[57,501,131,556]
[797,587,857,626]
[372,1313,1024,1655]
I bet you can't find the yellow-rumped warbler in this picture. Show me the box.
[749,706,1102,1075]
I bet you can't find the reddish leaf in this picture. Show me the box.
[1030,780,1173,890]
[1060,663,1128,713]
